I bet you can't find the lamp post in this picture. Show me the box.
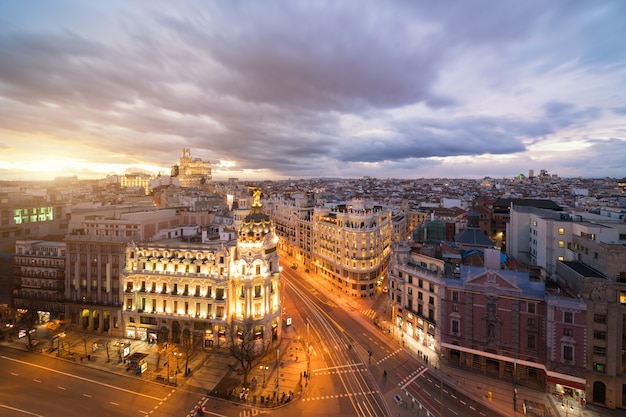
[261,365,268,388]
[275,348,280,396]
[513,359,517,414]
[306,320,311,379]
[173,351,181,386]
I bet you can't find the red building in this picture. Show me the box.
[440,257,548,388]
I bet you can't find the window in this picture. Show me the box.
[527,318,536,327]
[452,291,459,302]
[620,291,626,304]
[527,333,536,349]
[126,298,132,310]
[452,304,459,312]
[558,228,565,235]
[418,279,423,288]
[594,362,605,373]
[558,240,565,248]
[594,314,607,324]
[429,296,434,305]
[563,345,573,362]
[563,328,573,337]
[564,311,573,323]
[527,303,536,314]
[593,346,606,356]
[594,330,607,340]
[451,319,460,336]
[418,292,423,300]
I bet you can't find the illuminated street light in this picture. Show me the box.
[260,365,269,387]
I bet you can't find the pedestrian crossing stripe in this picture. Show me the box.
[302,390,380,401]
[361,309,377,319]
[374,348,403,364]
[313,368,368,375]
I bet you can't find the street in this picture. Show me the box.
[279,260,505,417]
[0,348,180,417]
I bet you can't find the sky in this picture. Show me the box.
[0,0,625,182]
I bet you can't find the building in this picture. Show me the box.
[64,209,182,337]
[387,241,444,354]
[312,199,392,297]
[439,250,549,388]
[556,260,626,410]
[120,172,153,195]
[13,239,66,322]
[171,148,212,188]
[120,189,281,348]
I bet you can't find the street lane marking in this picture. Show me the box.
[57,386,66,390]
[83,394,92,398]
[0,403,44,417]
[110,402,119,406]
[11,372,19,376]
[1,355,164,401]
[33,379,41,383]
[400,366,428,390]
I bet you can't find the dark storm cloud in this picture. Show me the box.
[334,116,553,163]
[0,0,624,179]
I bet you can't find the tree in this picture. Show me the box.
[180,327,195,376]
[228,318,271,386]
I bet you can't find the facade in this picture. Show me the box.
[387,241,444,354]
[545,293,587,401]
[312,200,392,297]
[120,172,153,194]
[440,257,549,387]
[121,190,281,349]
[13,240,66,322]
[267,194,315,265]
[171,148,212,188]
[557,260,626,409]
[64,209,181,337]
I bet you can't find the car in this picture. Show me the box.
[29,339,40,347]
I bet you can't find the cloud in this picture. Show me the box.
[0,0,624,180]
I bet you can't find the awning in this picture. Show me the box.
[546,376,586,391]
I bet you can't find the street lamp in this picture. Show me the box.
[275,348,280,396]
[513,359,518,414]
[306,320,311,379]
[261,365,269,387]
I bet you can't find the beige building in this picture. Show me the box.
[121,190,281,348]
[171,148,212,188]
[312,200,392,297]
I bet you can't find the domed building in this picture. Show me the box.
[120,188,281,350]
[231,188,282,344]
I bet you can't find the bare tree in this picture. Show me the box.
[228,318,271,386]
[180,327,195,376]
[16,302,39,349]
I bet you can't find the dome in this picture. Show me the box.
[238,188,273,243]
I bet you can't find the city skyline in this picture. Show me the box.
[0,1,625,182]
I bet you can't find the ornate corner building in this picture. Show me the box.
[121,189,281,348]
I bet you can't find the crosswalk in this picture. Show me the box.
[374,347,403,365]
[361,308,377,320]
[302,390,380,402]
[313,367,368,376]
